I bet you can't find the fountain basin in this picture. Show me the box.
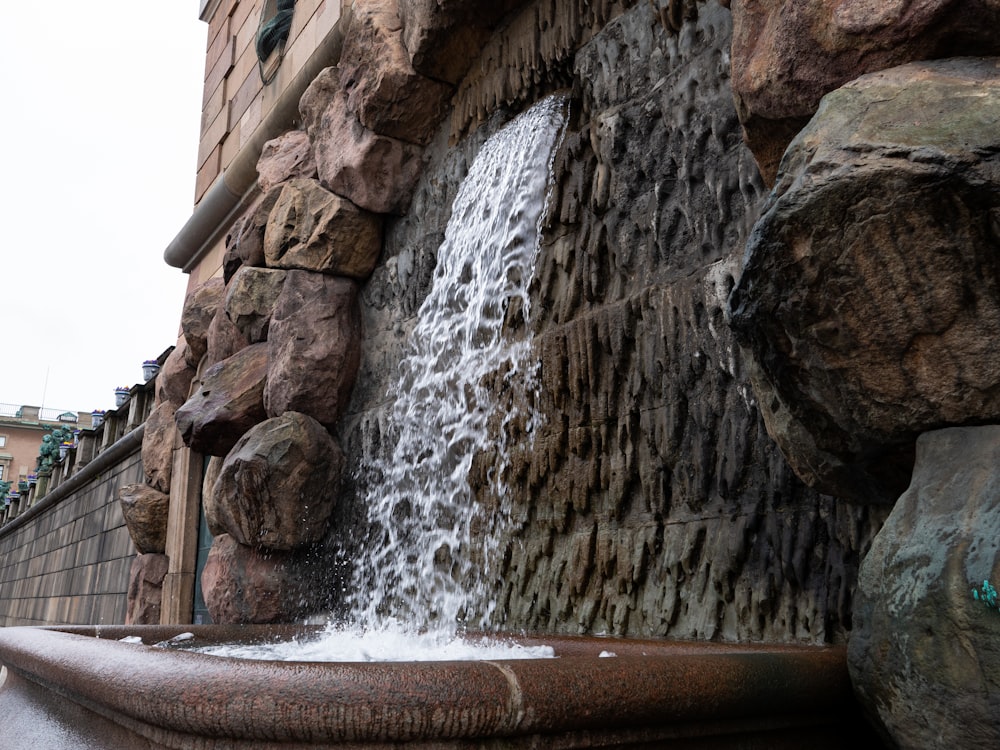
[0,625,874,748]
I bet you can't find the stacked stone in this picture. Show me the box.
[163,0,515,624]
[725,2,1000,746]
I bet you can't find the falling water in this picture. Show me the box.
[192,95,568,662]
[346,95,568,640]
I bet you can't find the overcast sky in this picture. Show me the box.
[0,3,207,414]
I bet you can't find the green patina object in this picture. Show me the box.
[36,426,76,471]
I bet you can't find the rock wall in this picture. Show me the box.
[334,0,885,644]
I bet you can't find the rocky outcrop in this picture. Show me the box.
[211,412,344,550]
[155,337,196,409]
[398,0,527,85]
[265,271,362,429]
[118,483,170,555]
[141,402,177,495]
[125,553,169,626]
[175,343,269,457]
[263,178,383,278]
[256,130,318,193]
[201,534,312,624]
[340,0,453,146]
[729,0,1000,184]
[727,58,1000,505]
[849,426,1000,749]
[179,277,225,369]
[299,66,424,215]
[224,266,288,343]
[204,302,250,369]
[222,188,283,282]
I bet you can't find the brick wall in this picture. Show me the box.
[0,451,140,627]
[196,0,347,202]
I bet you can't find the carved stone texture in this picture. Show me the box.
[299,66,424,215]
[256,130,317,193]
[202,455,226,538]
[340,0,453,146]
[141,401,177,495]
[155,337,197,410]
[175,343,269,457]
[263,178,383,279]
[201,534,311,624]
[118,483,170,554]
[179,277,224,369]
[204,301,250,370]
[224,266,288,344]
[728,58,1000,505]
[849,425,1000,749]
[265,271,362,429]
[730,0,1000,184]
[398,0,527,85]
[222,187,283,283]
[211,412,344,550]
[125,553,169,626]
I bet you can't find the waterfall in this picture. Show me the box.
[346,95,569,636]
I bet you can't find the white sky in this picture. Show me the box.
[0,3,207,414]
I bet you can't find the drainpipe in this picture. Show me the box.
[164,7,352,272]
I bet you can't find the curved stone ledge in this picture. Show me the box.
[0,625,875,748]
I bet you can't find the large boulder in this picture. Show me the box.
[299,66,424,215]
[265,271,362,429]
[204,301,250,369]
[174,343,269,457]
[222,187,283,283]
[730,0,1000,184]
[201,534,312,624]
[155,337,197,409]
[224,266,288,343]
[728,58,1000,504]
[339,0,453,146]
[398,0,526,85]
[263,178,383,278]
[256,130,317,193]
[179,277,225,368]
[125,553,169,626]
[849,425,1000,749]
[211,412,344,550]
[118,483,170,554]
[202,455,227,538]
[141,401,177,494]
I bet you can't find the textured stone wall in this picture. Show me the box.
[0,451,140,627]
[334,1,887,644]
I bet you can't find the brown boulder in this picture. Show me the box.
[204,299,250,369]
[211,412,344,550]
[155,337,197,409]
[730,0,1000,184]
[141,401,177,494]
[299,66,424,215]
[175,343,269,457]
[263,178,383,279]
[849,425,1000,749]
[398,0,526,85]
[202,455,227,538]
[256,130,317,193]
[727,58,1000,504]
[125,553,169,626]
[224,266,288,343]
[118,483,170,554]
[201,534,310,624]
[340,0,453,146]
[179,277,225,368]
[265,271,362,429]
[222,188,283,283]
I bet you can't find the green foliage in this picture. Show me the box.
[972,580,999,612]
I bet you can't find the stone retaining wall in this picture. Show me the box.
[0,450,140,627]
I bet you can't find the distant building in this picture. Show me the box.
[0,404,93,488]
